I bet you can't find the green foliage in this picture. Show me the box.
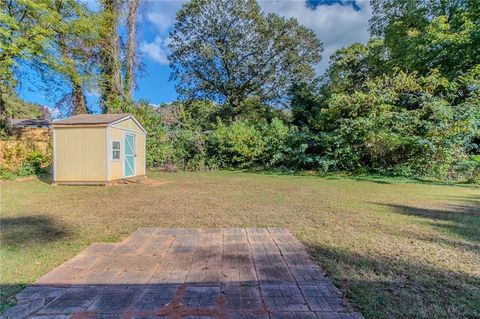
[120,100,170,168]
[122,100,210,171]
[1,0,99,116]
[0,0,56,89]
[290,82,322,129]
[284,0,480,182]
[169,0,322,120]
[314,68,480,179]
[323,40,386,94]
[208,120,266,168]
[122,99,296,171]
[207,118,292,169]
[2,90,49,117]
[97,0,123,113]
[2,0,478,184]
[0,141,51,179]
[370,0,480,79]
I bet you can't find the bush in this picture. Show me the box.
[449,156,480,183]
[0,141,51,179]
[207,118,293,169]
[208,120,266,168]
[316,70,480,179]
[122,98,479,183]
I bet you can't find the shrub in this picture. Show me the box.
[208,120,265,168]
[207,118,293,169]
[0,141,51,179]
[450,156,480,183]
[317,70,480,179]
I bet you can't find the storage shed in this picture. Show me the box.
[51,114,147,185]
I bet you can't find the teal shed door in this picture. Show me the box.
[124,134,135,177]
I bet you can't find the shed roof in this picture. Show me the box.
[52,114,130,125]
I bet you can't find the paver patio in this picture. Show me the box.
[4,228,364,319]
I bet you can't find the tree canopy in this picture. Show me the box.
[0,0,143,119]
[169,0,322,119]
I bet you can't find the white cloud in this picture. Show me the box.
[146,10,176,33]
[140,36,171,64]
[48,107,61,119]
[259,0,372,73]
[144,1,186,34]
[142,0,372,74]
[139,1,187,65]
[86,88,100,97]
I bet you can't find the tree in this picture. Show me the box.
[290,82,322,129]
[169,0,322,120]
[317,68,480,177]
[0,0,56,126]
[98,0,123,113]
[323,40,386,95]
[2,91,50,119]
[50,0,99,115]
[124,0,140,101]
[1,0,99,124]
[369,0,480,79]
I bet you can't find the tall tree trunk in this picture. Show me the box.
[55,0,87,115]
[59,39,87,115]
[124,0,140,101]
[0,85,11,135]
[71,82,87,115]
[99,0,122,113]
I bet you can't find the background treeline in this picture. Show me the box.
[1,0,479,182]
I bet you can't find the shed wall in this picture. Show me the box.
[108,127,123,180]
[54,127,106,181]
[136,133,146,176]
[108,126,146,180]
[111,118,144,133]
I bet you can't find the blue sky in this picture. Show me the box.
[18,0,371,117]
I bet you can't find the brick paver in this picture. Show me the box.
[4,228,363,319]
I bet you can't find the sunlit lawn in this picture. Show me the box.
[1,171,479,318]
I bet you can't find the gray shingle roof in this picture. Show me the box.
[52,114,130,125]
[11,119,51,127]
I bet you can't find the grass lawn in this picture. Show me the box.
[1,171,479,318]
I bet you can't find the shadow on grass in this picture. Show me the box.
[233,169,480,187]
[34,170,53,185]
[375,201,480,243]
[0,215,69,247]
[307,243,480,319]
[386,228,480,254]
[446,195,480,206]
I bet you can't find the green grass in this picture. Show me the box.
[1,171,479,318]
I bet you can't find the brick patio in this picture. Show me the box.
[5,228,364,319]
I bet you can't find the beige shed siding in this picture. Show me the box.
[135,133,146,175]
[107,126,146,180]
[111,117,144,133]
[108,127,124,180]
[54,127,106,181]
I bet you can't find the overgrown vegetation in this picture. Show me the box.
[0,141,51,179]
